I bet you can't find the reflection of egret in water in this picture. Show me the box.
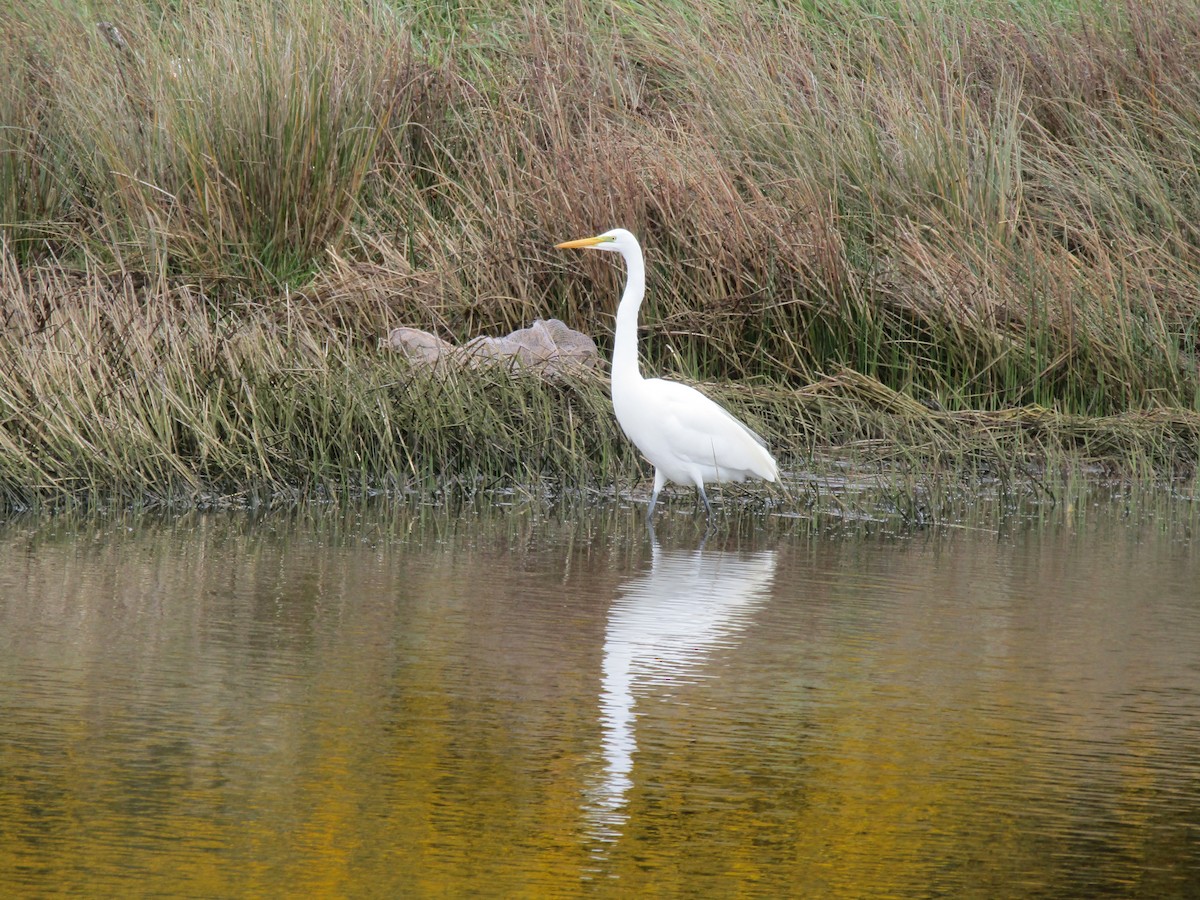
[585,537,777,845]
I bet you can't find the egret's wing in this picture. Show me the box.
[647,378,765,443]
[642,378,774,470]
[714,400,770,449]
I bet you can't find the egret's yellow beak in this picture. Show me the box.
[555,235,613,249]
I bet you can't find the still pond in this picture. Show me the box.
[1,488,1198,896]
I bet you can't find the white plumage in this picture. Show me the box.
[556,228,778,519]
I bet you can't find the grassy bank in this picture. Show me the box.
[2,0,1200,509]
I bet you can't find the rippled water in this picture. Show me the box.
[1,496,1198,897]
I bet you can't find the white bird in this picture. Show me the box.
[555,228,779,520]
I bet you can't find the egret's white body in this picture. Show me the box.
[556,228,778,518]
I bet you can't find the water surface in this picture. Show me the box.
[1,496,1198,896]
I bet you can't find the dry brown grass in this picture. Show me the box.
[3,0,1200,507]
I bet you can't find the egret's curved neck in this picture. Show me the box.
[611,241,646,383]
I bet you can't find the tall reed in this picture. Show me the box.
[3,1,410,285]
[319,0,1200,414]
[3,0,1200,508]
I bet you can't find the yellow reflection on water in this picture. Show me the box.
[0,503,1197,896]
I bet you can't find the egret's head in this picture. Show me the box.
[555,228,636,254]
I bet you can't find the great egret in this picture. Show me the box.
[555,228,779,519]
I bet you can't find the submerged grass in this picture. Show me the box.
[2,0,1200,510]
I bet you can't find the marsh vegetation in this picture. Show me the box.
[3,0,1199,510]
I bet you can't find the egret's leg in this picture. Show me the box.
[647,469,666,519]
[697,483,713,519]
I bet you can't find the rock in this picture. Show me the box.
[387,319,599,376]
[386,327,453,364]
